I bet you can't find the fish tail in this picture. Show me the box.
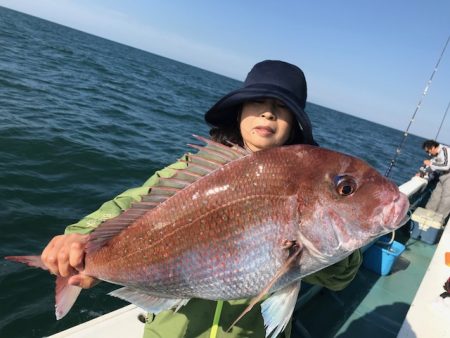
[5,255,82,319]
[5,255,48,270]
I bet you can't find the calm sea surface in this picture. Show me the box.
[0,6,428,338]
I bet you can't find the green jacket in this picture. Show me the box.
[65,157,362,338]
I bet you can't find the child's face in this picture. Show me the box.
[240,98,293,152]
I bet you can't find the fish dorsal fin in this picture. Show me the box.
[86,135,250,253]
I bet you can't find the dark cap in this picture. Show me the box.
[205,60,315,145]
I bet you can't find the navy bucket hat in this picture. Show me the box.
[205,60,316,145]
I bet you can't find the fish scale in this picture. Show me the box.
[85,151,298,289]
[87,196,296,298]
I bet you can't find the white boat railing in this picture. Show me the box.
[398,176,428,196]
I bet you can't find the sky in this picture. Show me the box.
[1,0,450,143]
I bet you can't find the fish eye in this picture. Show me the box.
[334,175,357,196]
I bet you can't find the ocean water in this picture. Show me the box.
[0,6,428,338]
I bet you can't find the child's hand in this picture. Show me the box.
[41,234,99,288]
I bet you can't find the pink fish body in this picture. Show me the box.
[6,137,409,337]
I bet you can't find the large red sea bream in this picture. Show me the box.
[6,136,409,337]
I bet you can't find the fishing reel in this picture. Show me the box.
[418,165,432,178]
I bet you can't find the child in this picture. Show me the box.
[40,60,362,337]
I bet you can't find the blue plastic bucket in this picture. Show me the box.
[362,236,406,276]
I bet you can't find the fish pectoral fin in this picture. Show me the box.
[108,287,190,314]
[261,281,301,338]
[55,276,82,320]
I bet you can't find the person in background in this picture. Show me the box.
[40,60,362,338]
[422,139,450,219]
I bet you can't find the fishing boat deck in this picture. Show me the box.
[292,232,437,338]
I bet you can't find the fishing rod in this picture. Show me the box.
[385,34,450,178]
[435,99,450,141]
